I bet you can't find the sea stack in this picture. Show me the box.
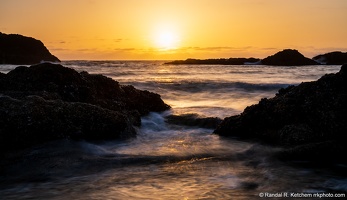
[0,32,60,64]
[261,49,318,66]
[313,51,347,65]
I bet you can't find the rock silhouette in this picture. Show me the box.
[165,113,222,129]
[165,58,260,65]
[0,63,170,151]
[214,64,347,162]
[0,32,60,64]
[261,49,318,66]
[313,51,347,65]
[166,49,327,66]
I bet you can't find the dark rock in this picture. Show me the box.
[165,50,347,66]
[0,63,170,115]
[340,63,347,75]
[165,58,261,65]
[165,113,222,129]
[0,95,135,151]
[0,32,60,64]
[313,51,347,65]
[279,124,315,145]
[0,63,170,151]
[261,49,318,66]
[277,141,345,162]
[214,64,347,161]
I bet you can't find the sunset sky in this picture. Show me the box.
[1,0,347,60]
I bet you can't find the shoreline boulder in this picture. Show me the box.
[0,63,170,151]
[0,95,136,150]
[165,113,222,129]
[214,64,347,161]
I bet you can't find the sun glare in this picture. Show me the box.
[155,30,179,50]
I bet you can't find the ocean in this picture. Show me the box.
[0,61,345,199]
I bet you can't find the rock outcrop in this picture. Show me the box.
[0,63,170,151]
[165,114,222,129]
[214,64,347,162]
[0,32,60,64]
[261,49,318,66]
[166,50,347,66]
[165,58,260,65]
[313,51,347,65]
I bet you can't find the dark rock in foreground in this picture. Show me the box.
[0,32,60,64]
[214,64,347,162]
[165,113,222,129]
[313,51,347,65]
[0,96,136,150]
[0,63,170,151]
[261,49,318,66]
[165,58,260,65]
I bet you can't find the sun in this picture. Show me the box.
[155,30,179,50]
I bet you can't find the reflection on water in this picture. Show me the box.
[1,112,346,199]
[0,62,345,199]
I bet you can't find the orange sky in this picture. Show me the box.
[1,0,347,60]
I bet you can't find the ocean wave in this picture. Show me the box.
[126,81,294,93]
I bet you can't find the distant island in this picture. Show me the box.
[1,32,346,66]
[166,57,260,65]
[165,49,347,66]
[261,49,318,66]
[0,32,60,64]
[313,51,347,65]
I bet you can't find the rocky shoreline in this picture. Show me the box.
[214,64,347,162]
[0,63,170,151]
[166,49,347,66]
[1,32,346,163]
